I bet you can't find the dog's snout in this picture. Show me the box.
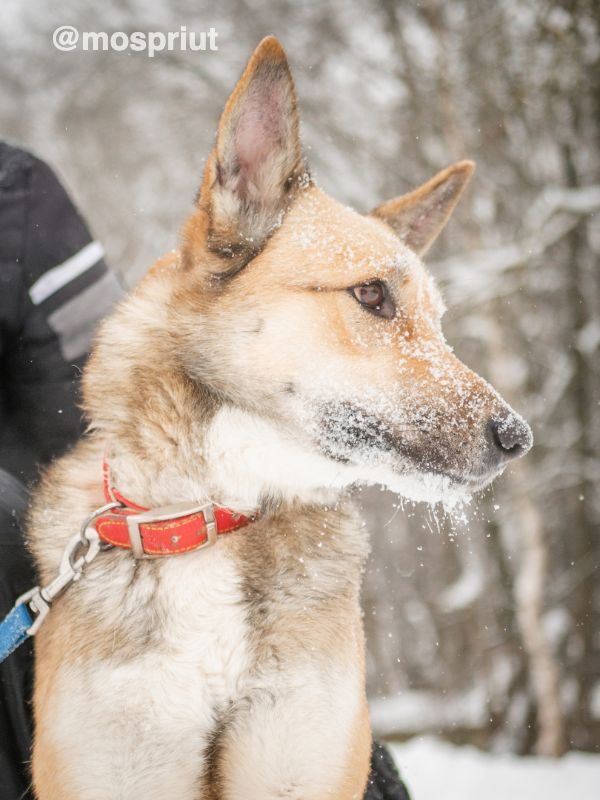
[487,414,533,461]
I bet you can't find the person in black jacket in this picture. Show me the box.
[0,142,123,799]
[0,143,410,800]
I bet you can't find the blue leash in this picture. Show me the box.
[0,501,119,664]
[0,602,34,661]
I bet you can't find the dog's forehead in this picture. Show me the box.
[266,186,423,287]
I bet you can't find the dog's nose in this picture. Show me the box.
[487,414,533,461]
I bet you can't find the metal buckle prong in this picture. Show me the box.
[126,502,218,559]
[202,504,217,548]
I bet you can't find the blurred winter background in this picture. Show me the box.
[1,0,599,795]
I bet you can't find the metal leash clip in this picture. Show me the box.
[16,501,121,635]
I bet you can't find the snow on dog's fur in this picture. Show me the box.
[29,36,532,800]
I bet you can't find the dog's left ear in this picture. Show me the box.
[371,161,475,256]
[184,36,306,277]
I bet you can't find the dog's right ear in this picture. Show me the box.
[371,161,475,256]
[182,36,307,279]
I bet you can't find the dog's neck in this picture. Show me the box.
[101,378,357,514]
[105,405,356,513]
[86,270,366,514]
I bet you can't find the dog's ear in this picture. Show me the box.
[371,161,475,256]
[184,36,307,278]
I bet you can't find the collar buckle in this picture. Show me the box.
[126,502,217,559]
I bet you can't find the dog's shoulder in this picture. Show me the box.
[26,437,106,580]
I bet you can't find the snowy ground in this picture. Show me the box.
[390,737,600,800]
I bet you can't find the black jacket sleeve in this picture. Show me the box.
[0,144,123,799]
[0,143,123,485]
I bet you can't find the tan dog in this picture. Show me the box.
[28,37,532,800]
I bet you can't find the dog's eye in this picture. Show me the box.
[350,281,395,319]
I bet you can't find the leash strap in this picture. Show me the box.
[0,603,34,662]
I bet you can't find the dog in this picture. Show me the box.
[28,36,532,800]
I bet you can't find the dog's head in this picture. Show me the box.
[171,37,531,505]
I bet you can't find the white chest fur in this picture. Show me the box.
[33,441,370,800]
[46,547,252,799]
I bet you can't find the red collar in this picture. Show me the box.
[95,461,257,558]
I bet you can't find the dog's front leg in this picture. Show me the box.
[212,672,371,800]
